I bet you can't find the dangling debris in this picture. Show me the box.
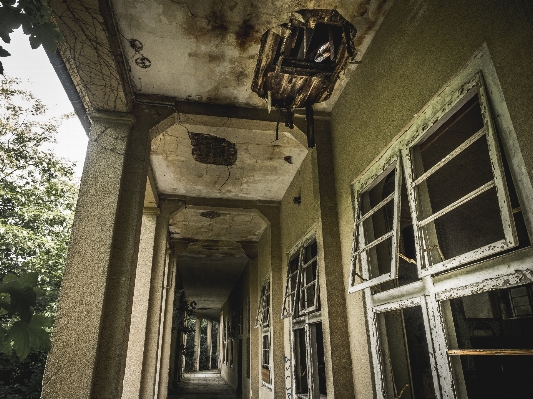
[251,9,357,148]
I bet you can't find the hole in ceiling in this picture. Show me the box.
[200,211,221,219]
[189,132,237,166]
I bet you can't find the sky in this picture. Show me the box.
[2,29,88,177]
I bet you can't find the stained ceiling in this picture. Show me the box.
[120,0,392,320]
[150,113,308,201]
[112,0,391,111]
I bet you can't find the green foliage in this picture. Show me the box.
[0,273,52,360]
[0,0,65,75]
[0,77,78,396]
[173,289,197,338]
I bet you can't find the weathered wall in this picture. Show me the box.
[220,262,250,395]
[330,0,533,396]
[279,131,319,399]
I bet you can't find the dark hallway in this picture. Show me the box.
[170,371,239,399]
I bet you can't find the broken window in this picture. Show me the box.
[378,305,437,399]
[293,322,327,399]
[284,234,327,398]
[256,280,271,385]
[349,160,402,292]
[350,51,533,399]
[229,312,236,368]
[350,73,521,293]
[282,238,319,318]
[222,314,227,364]
[403,76,518,276]
[442,284,533,399]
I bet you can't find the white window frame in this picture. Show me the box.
[348,158,402,293]
[256,279,272,386]
[282,231,320,318]
[283,231,326,398]
[403,73,517,277]
[351,46,533,399]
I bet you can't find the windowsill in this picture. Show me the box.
[261,381,273,391]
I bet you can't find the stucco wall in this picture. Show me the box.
[330,0,533,396]
[220,263,250,392]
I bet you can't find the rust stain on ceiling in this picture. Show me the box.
[111,0,393,111]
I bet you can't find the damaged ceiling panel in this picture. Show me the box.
[169,206,267,242]
[110,0,392,111]
[150,113,308,201]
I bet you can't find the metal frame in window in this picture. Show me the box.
[256,279,271,385]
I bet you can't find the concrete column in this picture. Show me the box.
[194,317,202,371]
[313,119,356,398]
[139,200,183,399]
[157,245,185,399]
[41,111,139,399]
[122,209,159,399]
[154,249,171,399]
[207,320,213,369]
[241,243,258,399]
[167,247,185,392]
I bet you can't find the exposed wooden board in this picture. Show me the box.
[448,349,533,356]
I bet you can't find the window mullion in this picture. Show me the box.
[282,255,298,318]
[358,191,395,224]
[355,230,394,255]
[402,146,440,274]
[390,160,402,280]
[477,78,518,248]
[423,292,455,399]
[307,323,320,399]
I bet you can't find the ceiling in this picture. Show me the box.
[112,0,391,111]
[127,0,392,319]
[173,207,267,319]
[170,206,267,242]
[150,113,308,201]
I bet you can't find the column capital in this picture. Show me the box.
[88,110,136,126]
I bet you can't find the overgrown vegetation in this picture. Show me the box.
[184,318,219,371]
[0,77,77,398]
[0,0,64,75]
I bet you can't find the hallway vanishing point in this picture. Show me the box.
[169,371,239,399]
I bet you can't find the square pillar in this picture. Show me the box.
[194,317,202,371]
[122,208,159,399]
[41,111,139,399]
[139,200,182,399]
[207,320,213,370]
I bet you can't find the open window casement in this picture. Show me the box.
[402,72,518,277]
[299,239,319,314]
[281,252,301,318]
[349,159,403,293]
[255,281,271,328]
[282,238,320,318]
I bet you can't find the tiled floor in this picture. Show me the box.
[169,370,238,399]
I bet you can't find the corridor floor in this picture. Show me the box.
[169,370,239,399]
